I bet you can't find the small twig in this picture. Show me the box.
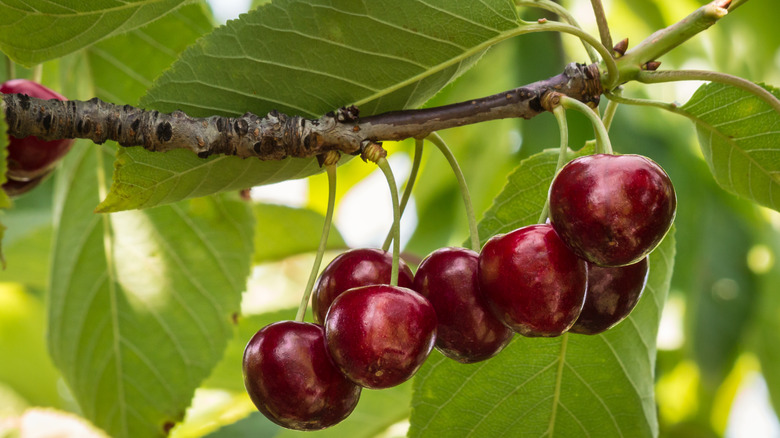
[617,1,731,83]
[589,0,614,55]
[1,63,602,161]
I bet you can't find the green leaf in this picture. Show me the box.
[47,142,254,438]
[475,145,593,245]
[252,203,346,264]
[0,0,190,66]
[86,3,215,106]
[100,0,521,212]
[0,283,62,408]
[681,82,780,212]
[203,308,297,392]
[203,412,282,438]
[751,229,780,418]
[408,148,676,437]
[222,382,413,438]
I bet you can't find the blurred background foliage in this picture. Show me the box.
[1,0,779,437]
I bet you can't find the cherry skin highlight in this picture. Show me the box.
[570,257,649,335]
[312,248,414,324]
[413,247,513,363]
[242,321,361,431]
[548,154,676,267]
[2,169,51,198]
[1,79,74,181]
[478,224,588,337]
[324,285,437,389]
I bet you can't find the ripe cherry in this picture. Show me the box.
[570,257,649,335]
[324,285,436,389]
[549,154,676,267]
[242,321,361,430]
[478,224,587,337]
[2,169,51,198]
[413,247,513,363]
[1,79,74,181]
[312,248,414,324]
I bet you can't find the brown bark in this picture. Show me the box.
[2,63,601,160]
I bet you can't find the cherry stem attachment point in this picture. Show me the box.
[427,133,481,251]
[375,155,401,287]
[559,95,613,155]
[538,105,569,224]
[295,161,338,322]
[382,139,423,252]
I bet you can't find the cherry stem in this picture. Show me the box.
[31,64,42,84]
[427,133,481,251]
[637,69,780,114]
[382,139,423,252]
[4,56,13,81]
[520,21,618,90]
[295,164,337,322]
[538,105,569,224]
[560,96,613,154]
[515,0,600,64]
[601,93,620,132]
[589,0,614,55]
[376,157,401,287]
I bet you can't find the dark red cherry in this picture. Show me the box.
[242,321,361,430]
[324,285,436,389]
[413,247,513,363]
[478,224,587,337]
[2,170,51,198]
[312,248,414,324]
[570,257,649,335]
[549,154,676,267]
[1,79,74,181]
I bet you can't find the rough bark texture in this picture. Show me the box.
[2,63,601,160]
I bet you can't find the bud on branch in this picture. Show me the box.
[2,63,601,161]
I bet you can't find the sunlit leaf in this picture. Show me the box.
[409,147,676,437]
[47,142,254,438]
[100,0,522,212]
[0,0,190,66]
[475,145,592,245]
[682,82,780,212]
[752,230,780,418]
[0,283,61,408]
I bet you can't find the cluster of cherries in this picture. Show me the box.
[242,153,676,431]
[1,80,74,197]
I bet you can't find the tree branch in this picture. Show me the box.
[1,63,600,161]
